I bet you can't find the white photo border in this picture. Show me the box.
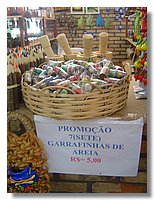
[86,7,100,14]
[71,7,85,14]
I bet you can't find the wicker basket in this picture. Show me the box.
[7,111,51,193]
[21,64,130,120]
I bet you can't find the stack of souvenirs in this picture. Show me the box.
[7,45,45,111]
[23,59,127,95]
[7,45,45,74]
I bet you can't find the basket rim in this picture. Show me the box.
[21,72,130,96]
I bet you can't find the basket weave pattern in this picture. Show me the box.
[7,112,51,193]
[21,74,130,120]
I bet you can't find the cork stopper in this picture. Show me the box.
[38,35,55,57]
[56,33,72,55]
[99,32,109,53]
[83,34,93,58]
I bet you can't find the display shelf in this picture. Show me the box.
[125,37,136,47]
[7,15,22,19]
[43,17,57,37]
[45,18,56,20]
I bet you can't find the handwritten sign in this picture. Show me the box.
[34,115,144,176]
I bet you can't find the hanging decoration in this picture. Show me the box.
[134,10,141,38]
[120,13,125,19]
[119,8,123,14]
[125,7,129,13]
[115,15,119,20]
[119,24,123,30]
[133,8,147,87]
[23,9,32,18]
[58,13,67,26]
[83,31,96,38]
[96,14,104,26]
[26,19,30,29]
[85,15,95,27]
[114,7,129,22]
[46,7,55,19]
[140,7,147,33]
[114,7,119,12]
[106,7,110,12]
[67,15,77,36]
[8,165,38,192]
[104,16,112,29]
[78,16,85,29]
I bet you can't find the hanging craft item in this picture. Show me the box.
[85,15,95,27]
[35,20,38,27]
[11,19,16,28]
[125,7,129,13]
[115,15,119,20]
[134,10,141,38]
[23,9,32,18]
[26,19,30,29]
[141,9,147,33]
[104,16,112,29]
[78,16,85,29]
[8,165,38,192]
[106,7,110,12]
[114,7,119,12]
[119,8,123,14]
[119,24,123,30]
[120,13,125,19]
[7,111,51,193]
[46,7,55,19]
[83,31,96,38]
[67,15,77,36]
[96,14,104,26]
[135,38,147,51]
[21,18,26,30]
[58,13,66,26]
[133,8,148,88]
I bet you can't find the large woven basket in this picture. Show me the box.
[7,111,51,193]
[21,66,130,120]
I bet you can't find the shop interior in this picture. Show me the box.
[7,7,147,193]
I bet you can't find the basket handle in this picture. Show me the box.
[109,74,130,92]
[40,80,107,95]
[38,62,48,69]
[41,85,77,95]
[7,112,34,133]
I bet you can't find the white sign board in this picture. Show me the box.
[34,115,144,176]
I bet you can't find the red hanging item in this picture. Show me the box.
[141,9,147,33]
[137,69,147,82]
[142,72,147,85]
[134,69,142,81]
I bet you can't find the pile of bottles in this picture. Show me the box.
[24,59,127,94]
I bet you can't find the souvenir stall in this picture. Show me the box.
[7,7,147,193]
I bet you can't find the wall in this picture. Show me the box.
[46,7,134,65]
